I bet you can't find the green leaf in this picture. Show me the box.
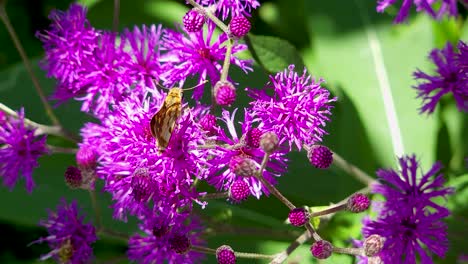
[246,34,305,73]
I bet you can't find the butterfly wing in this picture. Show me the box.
[150,102,182,152]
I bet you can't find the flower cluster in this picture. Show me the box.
[360,155,454,263]
[377,0,460,23]
[32,199,97,263]
[413,41,468,114]
[0,108,48,193]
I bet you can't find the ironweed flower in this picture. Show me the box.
[160,22,252,100]
[0,108,48,193]
[361,155,453,263]
[413,42,467,114]
[32,199,97,264]
[80,93,210,220]
[194,0,260,20]
[128,210,205,263]
[247,65,336,150]
[206,109,288,198]
[377,0,459,23]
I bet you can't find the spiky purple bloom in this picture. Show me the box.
[120,24,163,91]
[413,42,467,114]
[36,3,100,99]
[160,22,252,100]
[128,211,205,264]
[206,109,288,198]
[0,108,48,193]
[457,41,468,82]
[377,0,458,23]
[247,65,336,150]
[80,93,209,220]
[33,199,97,263]
[361,155,454,263]
[193,0,260,19]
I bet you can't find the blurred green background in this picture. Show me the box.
[0,0,467,263]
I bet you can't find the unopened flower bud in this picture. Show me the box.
[229,179,250,202]
[310,240,333,259]
[76,145,97,170]
[64,166,82,189]
[288,207,309,227]
[152,224,170,238]
[183,9,205,32]
[216,245,236,264]
[215,81,236,106]
[260,132,279,153]
[347,193,370,213]
[307,145,333,169]
[169,234,191,254]
[200,114,218,135]
[368,256,384,264]
[228,16,251,38]
[229,156,256,177]
[246,128,262,148]
[364,234,384,257]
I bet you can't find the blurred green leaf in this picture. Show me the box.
[246,34,305,74]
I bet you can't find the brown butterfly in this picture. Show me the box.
[150,88,183,153]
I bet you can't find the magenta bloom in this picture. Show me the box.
[128,210,205,264]
[0,108,48,193]
[362,155,453,263]
[206,109,288,198]
[81,93,210,220]
[160,22,252,100]
[247,65,336,150]
[377,0,459,23]
[36,3,100,99]
[413,42,467,114]
[193,0,260,19]
[33,199,97,263]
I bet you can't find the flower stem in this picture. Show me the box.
[191,245,276,259]
[269,231,311,264]
[332,246,363,256]
[47,145,78,154]
[99,228,129,242]
[89,189,103,231]
[332,150,375,186]
[0,4,61,127]
[255,153,296,210]
[201,192,229,200]
[219,38,233,82]
[113,0,120,32]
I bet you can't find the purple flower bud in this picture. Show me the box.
[229,156,256,177]
[260,131,279,153]
[307,145,333,169]
[216,245,236,264]
[288,207,309,227]
[183,9,205,32]
[169,234,191,254]
[229,180,250,202]
[152,224,171,238]
[229,16,251,38]
[246,128,262,148]
[347,193,370,213]
[200,113,218,135]
[131,168,153,203]
[215,81,236,106]
[76,145,97,170]
[364,234,384,257]
[64,166,82,189]
[310,240,333,259]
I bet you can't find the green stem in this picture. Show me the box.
[0,5,61,127]
[332,151,375,186]
[191,245,276,260]
[47,145,78,154]
[89,189,103,231]
[219,38,233,82]
[269,231,311,264]
[113,0,120,32]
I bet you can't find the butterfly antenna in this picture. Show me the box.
[181,80,209,91]
[152,79,170,91]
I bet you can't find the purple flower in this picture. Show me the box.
[80,93,210,220]
[121,24,163,90]
[361,155,453,263]
[193,0,260,19]
[457,41,468,82]
[377,0,458,23]
[0,108,48,193]
[32,199,97,263]
[206,109,288,198]
[160,22,252,100]
[36,3,100,101]
[413,42,467,114]
[128,210,205,264]
[247,65,336,150]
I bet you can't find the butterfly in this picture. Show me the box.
[150,88,183,153]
